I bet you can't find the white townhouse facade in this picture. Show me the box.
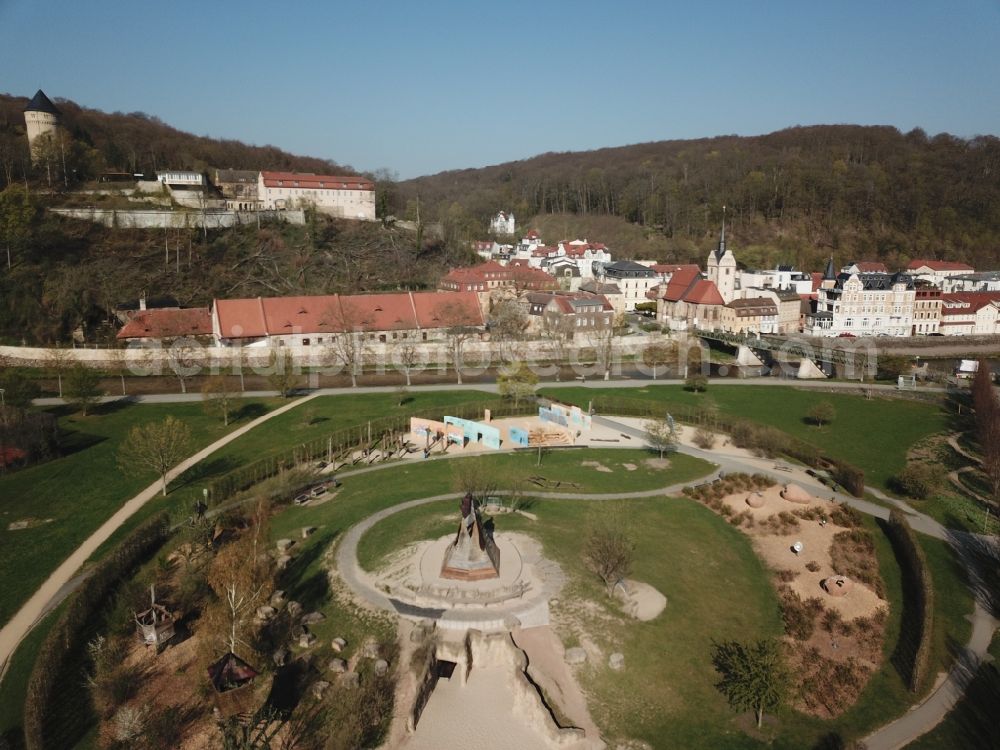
[804,271,916,337]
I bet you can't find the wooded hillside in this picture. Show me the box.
[0,92,355,187]
[0,200,470,345]
[395,125,1000,270]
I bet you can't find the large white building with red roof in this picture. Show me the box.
[258,171,375,220]
[906,259,976,288]
[938,292,1000,336]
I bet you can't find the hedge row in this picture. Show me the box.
[23,511,171,750]
[204,399,535,504]
[586,395,866,496]
[885,509,935,692]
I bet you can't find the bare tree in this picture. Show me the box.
[436,299,480,385]
[489,299,529,363]
[583,502,635,596]
[64,363,102,415]
[540,309,573,379]
[117,416,192,495]
[588,323,616,381]
[45,347,74,398]
[166,338,201,394]
[205,502,274,657]
[202,374,237,426]
[497,360,538,409]
[395,342,420,386]
[641,341,678,380]
[325,299,367,388]
[266,349,300,397]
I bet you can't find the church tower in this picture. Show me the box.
[23,90,61,164]
[821,257,837,290]
[706,206,737,303]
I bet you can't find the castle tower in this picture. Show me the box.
[706,206,737,303]
[23,90,61,163]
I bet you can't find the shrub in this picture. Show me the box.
[779,586,824,640]
[885,511,934,692]
[684,374,708,393]
[832,461,865,497]
[892,463,942,499]
[806,561,821,572]
[693,428,716,449]
[830,529,884,598]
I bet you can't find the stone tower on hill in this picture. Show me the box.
[23,90,61,163]
[706,205,737,303]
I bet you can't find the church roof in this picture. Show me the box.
[24,89,60,115]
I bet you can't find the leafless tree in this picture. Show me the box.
[324,298,368,387]
[436,299,480,385]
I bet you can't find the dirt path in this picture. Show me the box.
[0,392,321,682]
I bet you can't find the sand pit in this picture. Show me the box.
[623,463,638,471]
[643,457,670,470]
[718,485,886,622]
[616,580,667,621]
[581,460,613,473]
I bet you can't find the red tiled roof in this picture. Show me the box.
[260,171,373,191]
[411,291,484,328]
[525,229,540,239]
[684,280,725,306]
[659,267,702,302]
[214,292,483,339]
[117,308,212,339]
[907,259,975,272]
[650,263,700,276]
[811,272,824,291]
[940,292,1000,314]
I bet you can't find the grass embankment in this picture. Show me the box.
[0,399,279,628]
[541,385,949,490]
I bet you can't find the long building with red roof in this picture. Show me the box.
[257,171,375,220]
[211,291,483,347]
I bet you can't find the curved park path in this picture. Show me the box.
[0,392,321,681]
[1,386,996,749]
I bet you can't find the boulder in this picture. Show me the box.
[565,647,587,665]
[608,652,625,671]
[331,637,347,653]
[269,590,286,609]
[286,601,303,620]
[298,632,317,649]
[276,538,295,552]
[301,526,316,539]
[339,672,360,689]
[362,642,379,659]
[374,659,389,676]
[311,681,330,700]
[272,648,289,667]
[276,554,292,571]
[328,658,348,674]
[302,611,326,626]
[256,605,277,621]
[780,484,811,504]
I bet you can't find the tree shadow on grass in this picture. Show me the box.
[56,427,107,457]
[925,637,1000,749]
[946,527,1000,618]
[235,402,269,422]
[278,530,338,614]
[172,456,240,491]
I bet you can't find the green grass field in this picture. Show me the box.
[0,399,279,628]
[540,385,950,490]
[355,449,716,571]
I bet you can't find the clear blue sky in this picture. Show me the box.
[2,0,998,178]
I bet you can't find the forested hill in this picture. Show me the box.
[0,92,354,186]
[396,125,1000,269]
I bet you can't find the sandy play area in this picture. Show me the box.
[719,484,885,622]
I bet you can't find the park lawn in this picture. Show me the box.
[0,607,61,748]
[355,449,715,571]
[540,385,949,490]
[0,398,278,628]
[164,389,497,510]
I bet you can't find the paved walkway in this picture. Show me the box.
[0,392,321,682]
